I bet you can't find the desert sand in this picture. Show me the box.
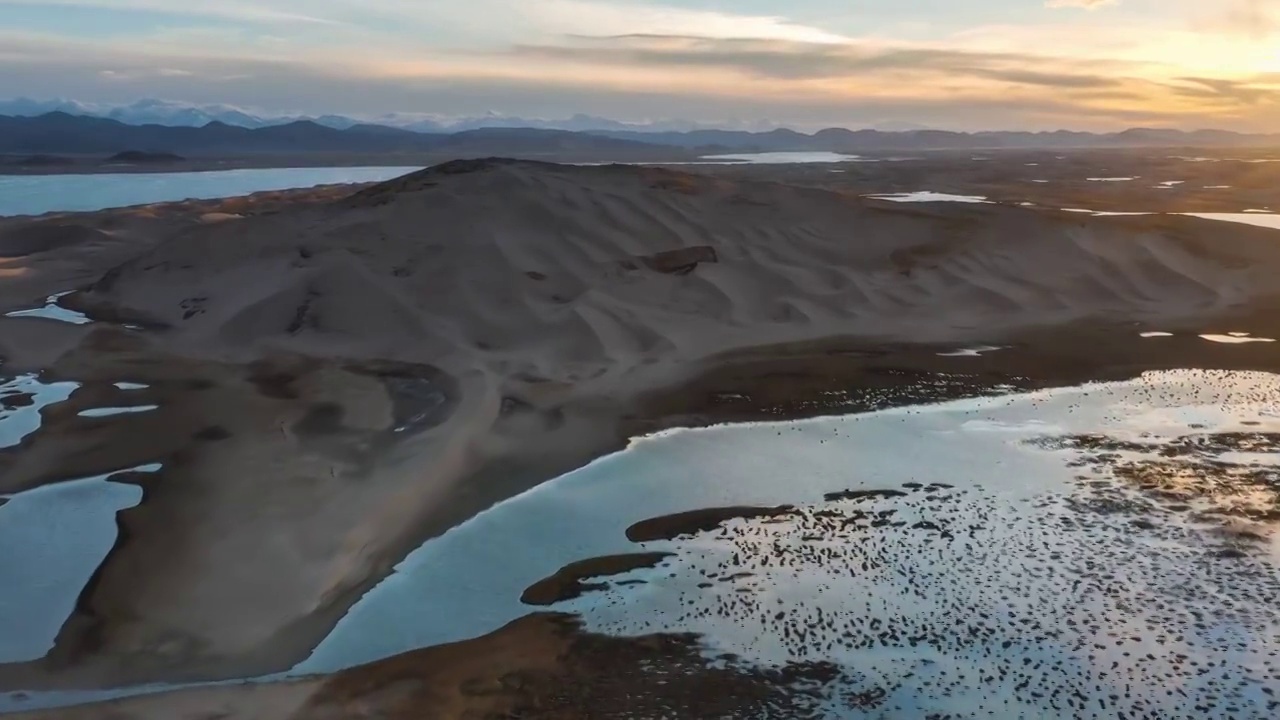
[3,158,1280,715]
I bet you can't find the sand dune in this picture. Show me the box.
[79,159,1280,365]
[5,158,1280,695]
[0,224,113,258]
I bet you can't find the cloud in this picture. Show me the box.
[1045,0,1117,8]
[1210,0,1280,38]
[0,58,1190,131]
[1173,76,1280,104]
[967,67,1118,89]
[3,26,1265,131]
[0,0,341,25]
[0,0,851,45]
[513,0,850,44]
[2,1,1280,131]
[513,35,1127,89]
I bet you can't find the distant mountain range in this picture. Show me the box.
[0,98,783,134]
[0,113,681,158]
[0,98,276,129]
[1,111,1278,159]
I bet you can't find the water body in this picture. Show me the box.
[856,196,1280,236]
[0,374,80,449]
[6,369,1280,715]
[936,345,1005,357]
[1061,209,1150,216]
[296,370,1280,718]
[0,373,155,663]
[1172,157,1280,164]
[1055,208,1280,232]
[77,405,159,418]
[866,191,990,203]
[1200,333,1277,344]
[4,292,92,325]
[697,152,863,164]
[855,189,1280,236]
[0,468,155,664]
[1187,212,1280,231]
[0,167,422,217]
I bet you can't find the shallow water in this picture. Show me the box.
[1189,212,1280,231]
[936,345,1005,357]
[0,375,156,663]
[76,405,159,418]
[0,167,422,217]
[697,152,863,164]
[298,370,1280,717]
[1061,209,1150,216]
[1057,209,1280,232]
[0,374,80,449]
[1201,333,1277,344]
[0,468,154,664]
[866,191,990,204]
[4,292,91,325]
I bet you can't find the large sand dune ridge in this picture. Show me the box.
[80,159,1280,373]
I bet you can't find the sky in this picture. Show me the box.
[1,0,1279,131]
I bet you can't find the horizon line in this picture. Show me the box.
[2,109,1278,138]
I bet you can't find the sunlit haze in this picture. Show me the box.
[1,0,1279,130]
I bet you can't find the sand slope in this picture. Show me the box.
[83,160,1280,367]
[5,159,1280,693]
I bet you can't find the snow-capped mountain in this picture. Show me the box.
[0,97,278,128]
[0,97,102,117]
[101,99,271,128]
